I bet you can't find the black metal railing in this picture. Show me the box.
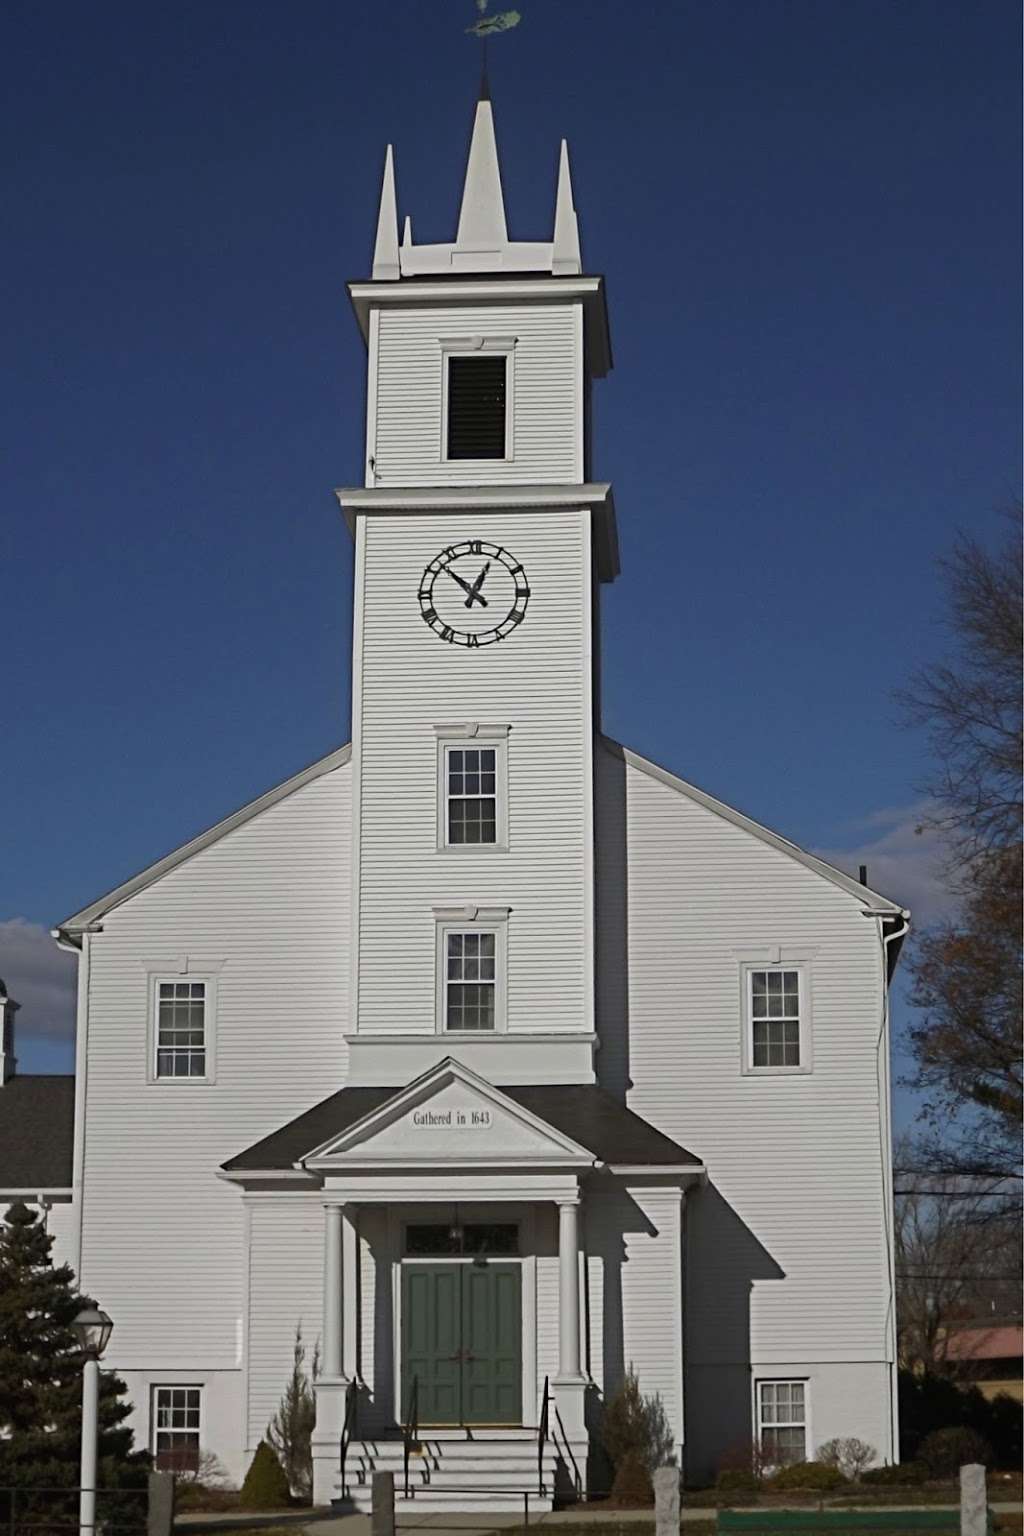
[538,1375,551,1496]
[552,1401,583,1497]
[339,1377,358,1499]
[402,1374,419,1498]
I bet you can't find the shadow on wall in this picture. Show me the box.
[684,1182,786,1486]
[594,739,631,1098]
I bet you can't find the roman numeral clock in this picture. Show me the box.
[417,539,531,647]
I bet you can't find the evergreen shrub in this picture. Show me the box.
[715,1467,761,1493]
[860,1461,929,1486]
[918,1426,992,1478]
[238,1441,291,1509]
[767,1460,848,1491]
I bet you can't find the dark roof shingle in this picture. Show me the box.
[0,1075,75,1189]
[223,1081,700,1172]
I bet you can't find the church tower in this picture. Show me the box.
[338,88,616,1091]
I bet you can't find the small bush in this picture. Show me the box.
[767,1460,848,1491]
[716,1467,761,1493]
[860,1460,929,1486]
[610,1449,654,1506]
[600,1364,675,1490]
[238,1440,291,1510]
[816,1437,877,1480]
[716,1438,770,1486]
[918,1426,992,1478]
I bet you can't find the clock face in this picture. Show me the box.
[417,539,531,647]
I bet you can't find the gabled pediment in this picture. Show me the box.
[302,1058,594,1171]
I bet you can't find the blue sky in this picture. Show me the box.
[2,0,1020,1125]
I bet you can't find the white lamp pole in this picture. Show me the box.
[71,1307,114,1536]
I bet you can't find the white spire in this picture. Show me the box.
[372,144,400,280]
[455,96,508,249]
[551,139,582,275]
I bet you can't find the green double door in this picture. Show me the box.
[401,1262,522,1426]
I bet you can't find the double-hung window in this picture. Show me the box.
[446,746,497,844]
[435,725,509,850]
[155,981,207,1078]
[444,931,497,1031]
[741,961,812,1074]
[152,1385,202,1473]
[757,1379,808,1466]
[434,906,509,1033]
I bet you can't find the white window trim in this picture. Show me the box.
[146,968,220,1085]
[754,1377,811,1469]
[434,723,510,852]
[439,336,517,464]
[737,953,814,1076]
[433,905,510,1036]
[150,1382,204,1468]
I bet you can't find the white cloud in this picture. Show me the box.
[815,803,958,927]
[0,919,77,1045]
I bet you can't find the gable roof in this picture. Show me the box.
[222,1080,701,1175]
[0,1075,74,1192]
[56,744,352,938]
[604,736,908,919]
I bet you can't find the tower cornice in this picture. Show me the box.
[335,482,619,582]
[347,274,611,377]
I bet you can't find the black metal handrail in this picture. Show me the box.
[537,1375,550,1496]
[402,1374,419,1498]
[339,1378,358,1499]
[552,1401,583,1497]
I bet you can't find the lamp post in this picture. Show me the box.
[71,1307,114,1536]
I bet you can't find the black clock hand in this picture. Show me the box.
[447,569,476,597]
[465,562,491,608]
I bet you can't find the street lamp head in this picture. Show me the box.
[71,1306,114,1359]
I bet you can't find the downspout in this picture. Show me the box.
[873,910,910,1464]
[53,926,94,1282]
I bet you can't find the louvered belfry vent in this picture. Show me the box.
[447,355,507,459]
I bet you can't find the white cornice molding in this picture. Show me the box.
[346,275,611,377]
[336,482,619,583]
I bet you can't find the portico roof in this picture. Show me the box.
[222,1078,701,1176]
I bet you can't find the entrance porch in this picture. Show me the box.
[221,1058,704,1509]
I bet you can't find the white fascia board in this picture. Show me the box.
[604,1164,705,1180]
[302,1054,595,1167]
[0,1188,73,1200]
[346,274,612,377]
[336,483,619,582]
[605,737,909,918]
[57,743,352,936]
[216,1168,319,1186]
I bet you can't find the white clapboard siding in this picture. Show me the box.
[372,305,581,486]
[44,1202,78,1275]
[595,742,891,1369]
[247,1197,324,1449]
[79,763,351,1369]
[354,510,593,1036]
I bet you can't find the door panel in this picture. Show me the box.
[401,1264,461,1424]
[401,1262,522,1426]
[462,1262,522,1424]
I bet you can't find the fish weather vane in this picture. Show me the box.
[465,0,521,39]
[466,0,520,91]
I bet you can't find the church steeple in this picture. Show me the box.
[367,87,584,278]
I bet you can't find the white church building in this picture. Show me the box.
[8,85,909,1506]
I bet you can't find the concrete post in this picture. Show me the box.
[79,1358,99,1536]
[654,1465,680,1536]
[960,1462,987,1536]
[372,1471,395,1536]
[146,1473,175,1536]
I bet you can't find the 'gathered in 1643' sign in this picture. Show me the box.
[412,1107,493,1129]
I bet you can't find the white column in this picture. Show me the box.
[322,1202,345,1379]
[79,1358,99,1536]
[557,1199,582,1381]
[312,1200,350,1506]
[552,1195,587,1450]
